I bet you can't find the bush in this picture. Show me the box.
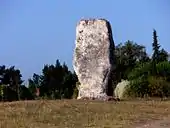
[148,76,170,97]
[125,75,149,97]
[125,62,151,97]
[128,62,151,80]
[126,61,170,98]
[20,85,35,100]
[156,61,170,78]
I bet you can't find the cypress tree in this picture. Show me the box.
[151,29,160,75]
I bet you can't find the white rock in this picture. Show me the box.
[73,19,116,100]
[114,80,130,99]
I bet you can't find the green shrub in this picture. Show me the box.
[125,62,151,97]
[148,76,170,97]
[128,62,151,80]
[126,75,170,98]
[126,61,170,98]
[156,61,170,78]
[125,75,149,97]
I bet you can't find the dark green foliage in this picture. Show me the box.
[151,29,169,75]
[152,29,160,63]
[0,65,23,101]
[0,86,18,101]
[125,30,170,98]
[158,49,169,62]
[148,76,170,97]
[20,85,35,100]
[126,75,149,97]
[156,61,170,77]
[115,40,150,80]
[28,60,78,99]
[126,63,150,97]
[128,62,151,80]
[126,61,170,98]
[126,62,170,98]
[151,29,160,75]
[28,79,37,97]
[28,73,41,98]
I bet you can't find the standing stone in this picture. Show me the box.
[73,19,116,100]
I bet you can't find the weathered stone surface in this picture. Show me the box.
[114,80,130,99]
[73,19,116,100]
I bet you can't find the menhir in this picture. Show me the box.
[73,19,116,101]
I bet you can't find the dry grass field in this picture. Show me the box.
[0,99,170,128]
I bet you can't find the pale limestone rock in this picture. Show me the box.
[114,80,130,99]
[73,19,116,100]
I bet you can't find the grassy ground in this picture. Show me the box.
[0,99,170,128]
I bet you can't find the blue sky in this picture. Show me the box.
[0,0,170,81]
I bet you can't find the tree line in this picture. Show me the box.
[0,60,78,101]
[0,29,169,101]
